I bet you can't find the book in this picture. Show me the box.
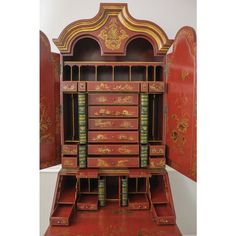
[140,94,149,144]
[79,145,86,168]
[121,177,128,206]
[98,179,106,207]
[78,93,87,144]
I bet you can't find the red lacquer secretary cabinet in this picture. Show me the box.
[41,3,196,236]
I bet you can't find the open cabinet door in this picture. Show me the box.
[40,31,61,169]
[166,26,196,181]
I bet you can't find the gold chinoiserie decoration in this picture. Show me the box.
[98,18,128,50]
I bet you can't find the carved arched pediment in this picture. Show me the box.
[53,3,173,55]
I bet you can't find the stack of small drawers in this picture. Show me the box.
[86,82,141,168]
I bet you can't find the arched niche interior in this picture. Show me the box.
[63,37,164,82]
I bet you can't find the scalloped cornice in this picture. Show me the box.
[53,3,173,55]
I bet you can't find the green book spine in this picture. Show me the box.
[140,94,149,144]
[98,179,106,207]
[121,178,128,206]
[140,145,148,167]
[78,93,87,144]
[79,145,86,168]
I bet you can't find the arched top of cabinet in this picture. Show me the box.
[53,3,173,56]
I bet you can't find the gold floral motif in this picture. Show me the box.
[181,71,189,81]
[95,83,110,91]
[40,97,53,143]
[120,121,134,128]
[151,147,164,154]
[150,160,165,168]
[63,146,77,155]
[117,160,128,167]
[118,146,131,154]
[97,96,108,102]
[94,119,113,127]
[95,83,134,91]
[98,147,112,154]
[94,109,133,117]
[115,96,133,104]
[63,83,76,91]
[170,113,189,154]
[118,135,134,141]
[93,134,107,141]
[113,84,133,91]
[149,83,164,92]
[97,159,109,167]
[98,18,128,50]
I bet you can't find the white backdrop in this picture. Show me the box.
[40,0,196,53]
[40,1,196,235]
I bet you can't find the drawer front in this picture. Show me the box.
[77,203,98,211]
[149,145,165,156]
[88,131,139,143]
[149,158,166,168]
[62,81,77,92]
[87,158,139,168]
[62,145,78,155]
[157,216,176,225]
[78,82,86,91]
[88,145,139,155]
[87,82,140,92]
[88,94,139,105]
[88,106,139,118]
[62,157,78,169]
[149,82,164,93]
[129,202,149,210]
[89,119,138,130]
[50,217,69,226]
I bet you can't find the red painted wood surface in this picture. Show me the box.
[88,144,139,155]
[88,131,139,143]
[87,157,139,168]
[149,145,165,156]
[62,81,77,92]
[45,202,181,236]
[149,158,166,168]
[62,145,78,155]
[40,31,60,169]
[88,93,139,105]
[62,157,78,169]
[89,118,139,130]
[87,81,140,92]
[166,26,197,181]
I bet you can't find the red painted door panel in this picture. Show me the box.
[40,31,61,169]
[166,27,196,181]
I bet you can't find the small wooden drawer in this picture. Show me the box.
[87,82,140,92]
[62,157,78,169]
[149,145,165,156]
[89,119,138,130]
[62,145,78,155]
[78,82,86,91]
[140,82,149,92]
[153,204,176,225]
[149,82,164,93]
[77,195,98,211]
[149,158,166,168]
[128,194,149,210]
[62,81,77,92]
[88,144,139,155]
[88,131,139,143]
[87,157,139,168]
[88,94,139,105]
[50,204,74,226]
[88,106,139,118]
